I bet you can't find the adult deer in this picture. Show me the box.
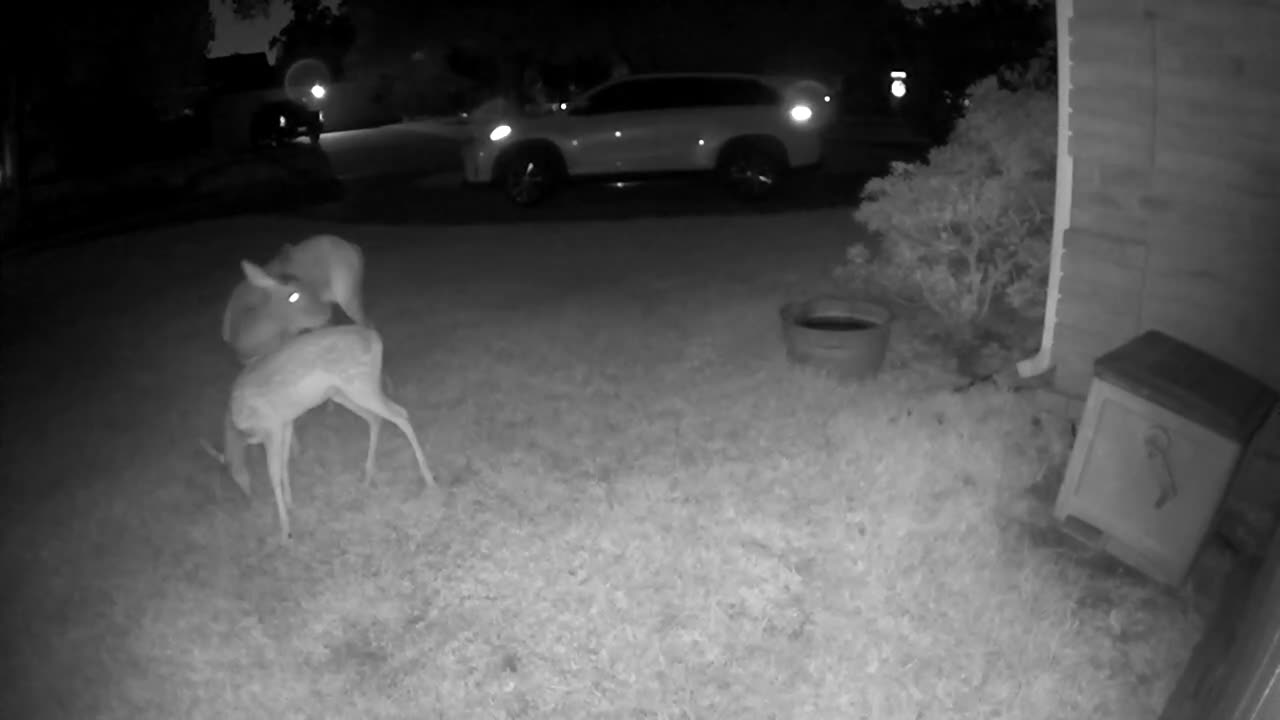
[222,234,366,364]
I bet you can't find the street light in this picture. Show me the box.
[889,70,908,99]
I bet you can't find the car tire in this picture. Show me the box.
[500,146,564,208]
[718,141,786,203]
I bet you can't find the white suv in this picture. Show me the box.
[461,73,833,206]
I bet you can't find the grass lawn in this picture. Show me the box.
[1,209,1204,719]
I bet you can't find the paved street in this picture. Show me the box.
[318,122,468,182]
[8,116,929,249]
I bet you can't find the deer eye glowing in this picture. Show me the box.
[288,292,300,303]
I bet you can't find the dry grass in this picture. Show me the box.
[1,210,1202,719]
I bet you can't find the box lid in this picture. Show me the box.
[1093,330,1278,443]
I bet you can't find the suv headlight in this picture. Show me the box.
[789,104,813,123]
[489,124,512,142]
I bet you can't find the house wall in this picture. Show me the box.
[1052,0,1280,400]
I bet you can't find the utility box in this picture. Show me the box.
[1054,330,1277,587]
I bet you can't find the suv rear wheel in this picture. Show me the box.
[500,145,564,207]
[718,140,786,203]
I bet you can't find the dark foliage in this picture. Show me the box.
[270,0,357,79]
[21,1,215,175]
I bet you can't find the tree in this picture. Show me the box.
[4,0,213,226]
[40,1,213,101]
[227,0,275,19]
[891,0,1057,142]
[270,0,357,78]
[838,0,1059,340]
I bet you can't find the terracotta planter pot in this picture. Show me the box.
[779,295,893,381]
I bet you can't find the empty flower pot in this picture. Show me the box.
[779,296,893,381]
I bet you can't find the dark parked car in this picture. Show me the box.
[250,97,324,147]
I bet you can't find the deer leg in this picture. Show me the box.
[288,410,304,457]
[381,400,435,489]
[264,428,291,542]
[363,411,383,485]
[331,392,383,485]
[224,408,252,498]
[340,386,434,489]
[282,421,295,509]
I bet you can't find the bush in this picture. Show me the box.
[840,47,1057,337]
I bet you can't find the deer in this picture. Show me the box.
[223,324,435,542]
[218,235,369,467]
[222,234,367,364]
[222,258,335,364]
[266,234,367,327]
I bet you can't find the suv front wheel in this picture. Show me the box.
[718,140,786,203]
[500,146,564,207]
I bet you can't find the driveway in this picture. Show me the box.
[319,123,467,182]
[305,116,926,226]
[5,116,926,252]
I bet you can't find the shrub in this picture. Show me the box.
[840,47,1057,337]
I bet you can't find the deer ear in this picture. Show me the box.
[241,260,278,289]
